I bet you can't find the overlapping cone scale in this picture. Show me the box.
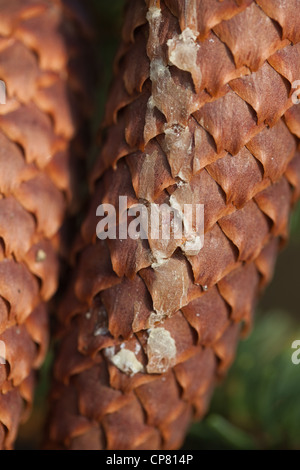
[46,0,300,450]
[0,0,93,449]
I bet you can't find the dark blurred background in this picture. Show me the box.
[16,0,300,450]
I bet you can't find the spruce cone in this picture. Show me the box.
[0,0,93,449]
[47,0,300,450]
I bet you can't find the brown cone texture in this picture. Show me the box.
[0,0,93,449]
[46,0,300,450]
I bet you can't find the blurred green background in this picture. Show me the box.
[16,0,300,450]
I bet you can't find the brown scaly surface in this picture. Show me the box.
[46,0,300,450]
[0,0,93,449]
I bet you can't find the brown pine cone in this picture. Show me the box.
[46,0,300,450]
[0,0,94,449]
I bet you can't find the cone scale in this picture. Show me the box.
[46,0,300,450]
[0,0,93,449]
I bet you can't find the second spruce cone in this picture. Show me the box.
[0,0,93,449]
[46,0,300,450]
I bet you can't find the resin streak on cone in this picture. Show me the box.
[0,0,93,449]
[47,0,300,450]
